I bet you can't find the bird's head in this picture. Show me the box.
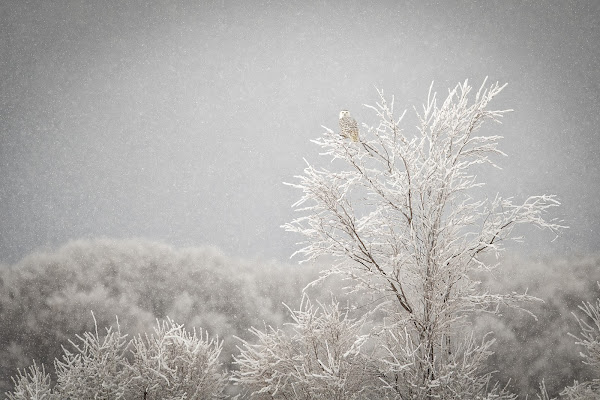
[339,110,350,119]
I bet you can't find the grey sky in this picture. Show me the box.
[1,0,599,264]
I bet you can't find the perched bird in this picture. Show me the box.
[339,110,359,142]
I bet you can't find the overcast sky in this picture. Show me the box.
[1,0,599,264]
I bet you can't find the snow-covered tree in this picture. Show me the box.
[281,79,564,398]
[232,295,383,399]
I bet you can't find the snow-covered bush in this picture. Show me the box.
[4,316,226,399]
[54,316,131,398]
[126,318,226,399]
[6,362,54,400]
[232,295,382,399]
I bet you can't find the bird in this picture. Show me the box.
[339,110,359,142]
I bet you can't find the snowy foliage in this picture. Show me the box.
[232,295,382,399]
[4,315,226,399]
[279,79,564,398]
[558,283,600,399]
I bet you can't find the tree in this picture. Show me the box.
[282,78,564,398]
